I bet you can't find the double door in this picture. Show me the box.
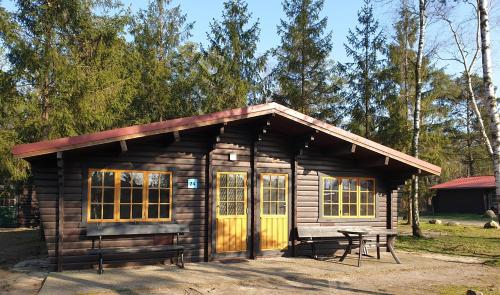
[215,172,289,253]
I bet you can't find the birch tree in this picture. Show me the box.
[477,0,500,217]
[410,0,427,237]
[439,2,493,157]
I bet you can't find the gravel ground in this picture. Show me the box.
[37,252,499,295]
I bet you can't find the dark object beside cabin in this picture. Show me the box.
[87,223,189,274]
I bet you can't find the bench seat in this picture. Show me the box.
[87,223,189,274]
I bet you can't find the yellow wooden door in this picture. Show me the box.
[216,172,247,253]
[260,173,288,250]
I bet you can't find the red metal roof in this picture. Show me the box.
[430,176,495,190]
[12,102,441,175]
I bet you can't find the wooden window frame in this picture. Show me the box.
[87,168,173,223]
[260,173,288,216]
[320,176,376,218]
[216,172,247,217]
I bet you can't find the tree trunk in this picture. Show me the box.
[478,0,500,219]
[410,0,426,238]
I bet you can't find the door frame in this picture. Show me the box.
[255,168,292,256]
[211,167,251,259]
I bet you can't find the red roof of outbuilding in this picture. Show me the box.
[12,102,441,175]
[430,176,495,190]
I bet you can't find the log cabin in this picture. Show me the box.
[12,102,441,271]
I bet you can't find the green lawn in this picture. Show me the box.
[397,222,500,267]
[419,213,492,224]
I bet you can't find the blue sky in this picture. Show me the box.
[2,0,500,86]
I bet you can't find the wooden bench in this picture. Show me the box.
[297,226,373,259]
[87,223,189,274]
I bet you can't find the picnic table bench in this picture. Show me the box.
[87,223,189,274]
[297,226,400,267]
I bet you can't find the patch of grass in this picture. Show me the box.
[436,284,500,295]
[397,223,500,267]
[420,213,491,223]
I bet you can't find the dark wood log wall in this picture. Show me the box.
[295,148,393,257]
[32,124,398,270]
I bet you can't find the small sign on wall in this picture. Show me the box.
[187,178,198,189]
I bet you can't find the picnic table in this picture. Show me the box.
[338,228,400,267]
[297,226,401,267]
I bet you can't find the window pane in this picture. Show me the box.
[342,193,350,204]
[360,204,367,216]
[271,189,277,201]
[263,202,270,215]
[324,204,331,216]
[132,189,142,203]
[132,173,143,187]
[91,188,101,203]
[270,202,277,214]
[367,204,374,216]
[149,173,159,188]
[148,189,158,203]
[324,178,331,190]
[228,202,236,215]
[120,204,131,219]
[228,188,235,201]
[368,192,374,203]
[278,203,286,214]
[324,192,332,204]
[220,189,227,201]
[332,204,339,216]
[132,204,142,219]
[342,204,349,216]
[278,176,285,188]
[263,189,270,201]
[120,188,130,203]
[121,172,132,187]
[236,188,244,201]
[236,202,244,215]
[349,205,356,216]
[148,204,158,218]
[91,172,102,186]
[360,192,367,204]
[103,204,114,219]
[271,176,278,188]
[103,188,114,203]
[160,205,169,218]
[350,192,357,203]
[263,175,270,187]
[228,174,235,187]
[91,204,101,219]
[160,189,169,203]
[236,174,244,187]
[360,179,374,191]
[104,172,114,187]
[278,189,285,201]
[220,174,227,187]
[160,174,170,188]
[219,202,227,215]
[332,191,339,203]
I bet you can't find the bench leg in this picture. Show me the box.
[175,250,184,268]
[376,235,380,260]
[388,236,401,264]
[312,243,318,259]
[339,235,352,262]
[358,236,364,267]
[98,253,104,275]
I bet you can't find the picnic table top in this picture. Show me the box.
[297,226,398,239]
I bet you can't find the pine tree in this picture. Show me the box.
[343,0,385,139]
[273,0,339,122]
[130,0,197,122]
[201,0,265,112]
[4,0,133,139]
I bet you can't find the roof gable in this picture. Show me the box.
[12,102,441,175]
